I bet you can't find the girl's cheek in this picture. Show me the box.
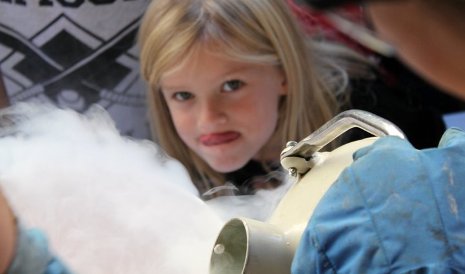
[172,114,194,138]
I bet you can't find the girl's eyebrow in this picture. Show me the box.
[160,85,188,92]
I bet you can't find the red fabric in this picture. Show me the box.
[287,0,372,55]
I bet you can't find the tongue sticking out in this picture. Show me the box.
[200,132,240,146]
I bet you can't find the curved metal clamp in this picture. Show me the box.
[280,110,406,176]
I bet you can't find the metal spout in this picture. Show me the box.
[210,218,293,274]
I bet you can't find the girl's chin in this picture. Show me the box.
[208,159,249,173]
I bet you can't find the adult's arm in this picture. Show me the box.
[292,128,465,273]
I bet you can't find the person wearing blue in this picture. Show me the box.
[292,0,465,273]
[0,192,72,274]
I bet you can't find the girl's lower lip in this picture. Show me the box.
[199,132,240,146]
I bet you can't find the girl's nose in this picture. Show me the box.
[198,99,227,130]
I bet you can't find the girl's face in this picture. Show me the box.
[160,47,287,173]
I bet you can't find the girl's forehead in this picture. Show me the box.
[161,54,260,85]
[158,38,280,88]
[162,41,250,77]
[162,45,227,77]
[170,41,278,70]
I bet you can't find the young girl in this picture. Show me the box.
[0,0,357,272]
[138,0,355,197]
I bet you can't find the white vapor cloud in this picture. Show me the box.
[0,103,288,274]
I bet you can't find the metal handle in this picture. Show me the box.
[281,110,405,161]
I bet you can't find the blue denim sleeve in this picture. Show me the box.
[7,223,73,274]
[292,128,465,274]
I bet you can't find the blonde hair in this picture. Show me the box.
[139,0,338,194]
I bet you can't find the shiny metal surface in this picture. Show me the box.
[281,109,405,161]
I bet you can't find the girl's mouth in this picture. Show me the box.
[199,132,240,146]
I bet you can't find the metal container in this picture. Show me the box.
[210,110,405,274]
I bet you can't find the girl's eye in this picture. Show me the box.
[173,91,193,101]
[223,80,244,92]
